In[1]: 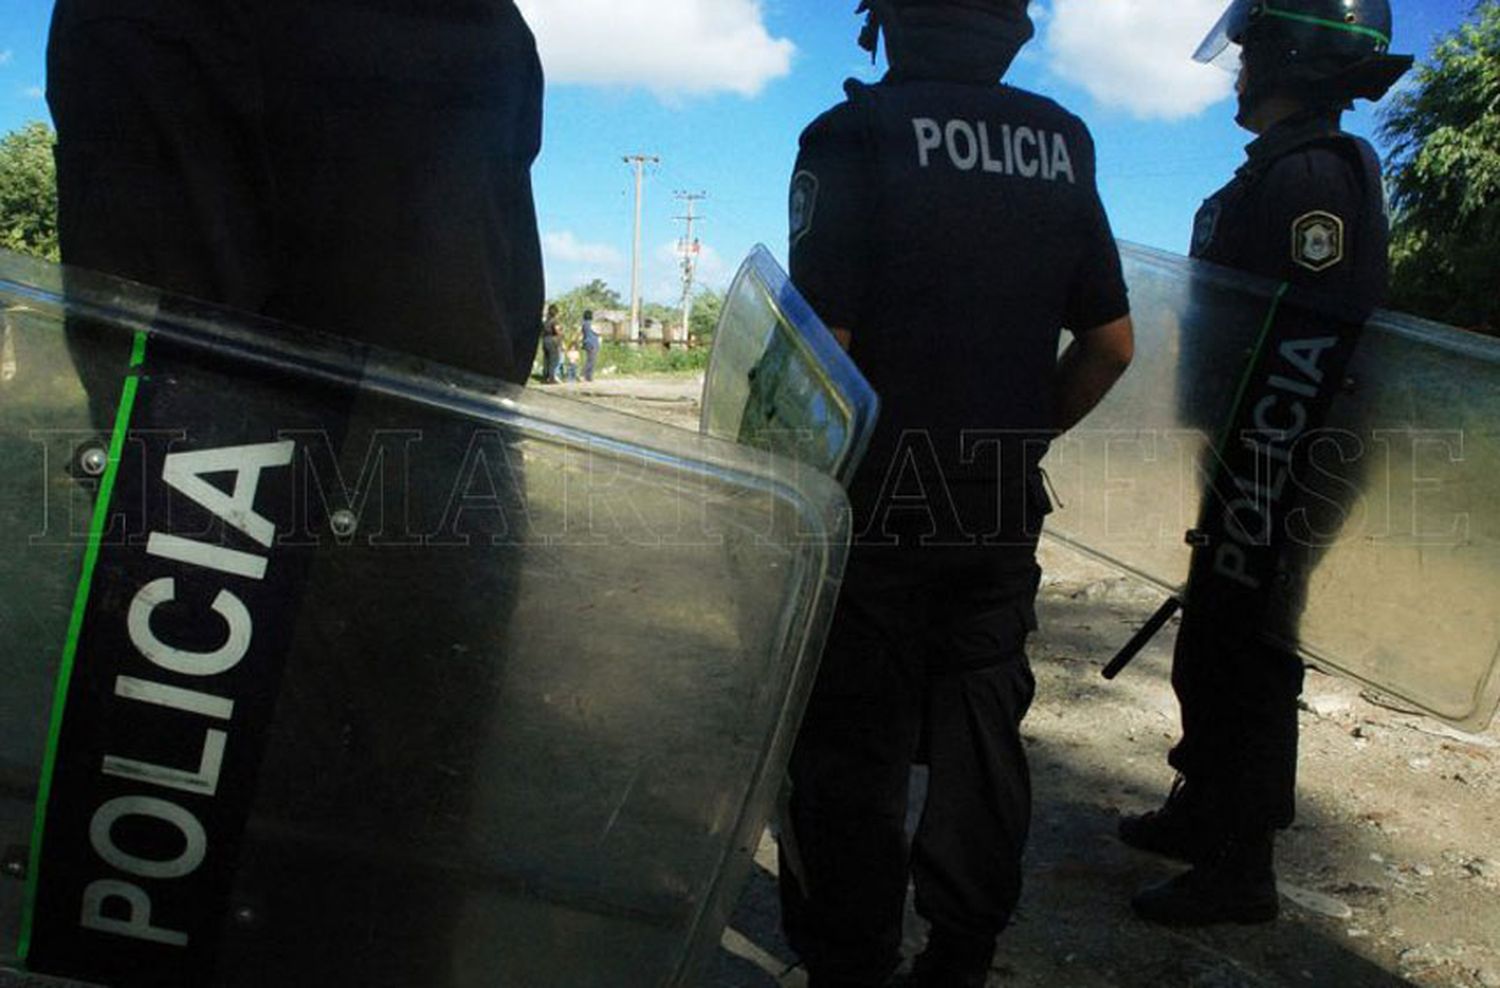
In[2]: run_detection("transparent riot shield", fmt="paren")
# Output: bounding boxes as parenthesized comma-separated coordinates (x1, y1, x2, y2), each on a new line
(1046, 242, 1500, 732)
(701, 246, 878, 484)
(0, 249, 851, 987)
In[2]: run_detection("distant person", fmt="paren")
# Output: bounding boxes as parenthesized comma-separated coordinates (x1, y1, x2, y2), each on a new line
(580, 308, 601, 381)
(541, 303, 564, 382)
(1119, 0, 1412, 926)
(778, 1, 1133, 984)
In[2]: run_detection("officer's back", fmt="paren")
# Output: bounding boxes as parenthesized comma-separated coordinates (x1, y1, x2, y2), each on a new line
(793, 69, 1128, 563)
(778, 6, 1132, 984)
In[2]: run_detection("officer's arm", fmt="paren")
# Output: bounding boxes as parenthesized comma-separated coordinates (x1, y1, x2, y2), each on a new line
(1055, 315, 1134, 433)
(1057, 119, 1133, 433)
(789, 105, 872, 348)
(1258, 149, 1367, 303)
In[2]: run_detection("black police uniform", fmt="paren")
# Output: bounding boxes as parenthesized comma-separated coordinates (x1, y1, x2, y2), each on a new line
(781, 77, 1128, 984)
(45, 5, 543, 983)
(48, 0, 544, 384)
(1172, 110, 1388, 834)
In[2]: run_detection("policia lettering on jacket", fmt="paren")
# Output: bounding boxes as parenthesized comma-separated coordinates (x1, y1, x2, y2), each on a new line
(912, 118, 1077, 181)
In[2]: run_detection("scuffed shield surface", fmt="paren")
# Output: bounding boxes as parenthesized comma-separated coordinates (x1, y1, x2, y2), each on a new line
(0, 249, 850, 987)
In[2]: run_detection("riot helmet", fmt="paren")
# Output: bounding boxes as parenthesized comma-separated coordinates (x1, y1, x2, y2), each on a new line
(856, 0, 1035, 84)
(1194, 0, 1413, 110)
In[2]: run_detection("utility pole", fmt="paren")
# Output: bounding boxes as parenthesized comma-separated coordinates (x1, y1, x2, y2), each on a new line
(674, 191, 707, 346)
(623, 154, 659, 341)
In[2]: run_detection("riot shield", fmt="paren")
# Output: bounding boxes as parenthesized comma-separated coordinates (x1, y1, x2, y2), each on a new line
(701, 246, 878, 485)
(1046, 242, 1500, 732)
(0, 249, 851, 987)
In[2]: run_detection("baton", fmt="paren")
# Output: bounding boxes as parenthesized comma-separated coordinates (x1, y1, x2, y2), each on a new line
(1102, 596, 1182, 680)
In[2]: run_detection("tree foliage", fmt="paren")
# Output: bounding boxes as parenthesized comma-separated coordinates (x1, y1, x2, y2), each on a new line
(548, 278, 624, 338)
(640, 300, 677, 328)
(547, 278, 725, 344)
(646, 287, 724, 342)
(688, 286, 724, 343)
(1379, 1, 1500, 333)
(0, 122, 59, 263)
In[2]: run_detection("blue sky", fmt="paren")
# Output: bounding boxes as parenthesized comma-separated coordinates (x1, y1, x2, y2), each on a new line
(0, 1, 1475, 305)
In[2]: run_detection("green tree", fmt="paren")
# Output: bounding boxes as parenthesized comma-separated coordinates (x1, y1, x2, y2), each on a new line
(641, 300, 676, 329)
(1379, 1, 1500, 334)
(0, 122, 59, 262)
(549, 278, 624, 339)
(640, 288, 724, 344)
(688, 287, 723, 343)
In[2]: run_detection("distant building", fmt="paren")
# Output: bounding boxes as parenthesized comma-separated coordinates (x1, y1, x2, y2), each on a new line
(592, 309, 629, 342)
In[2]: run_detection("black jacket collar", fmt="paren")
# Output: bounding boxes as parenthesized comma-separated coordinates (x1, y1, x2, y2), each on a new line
(1239, 111, 1344, 176)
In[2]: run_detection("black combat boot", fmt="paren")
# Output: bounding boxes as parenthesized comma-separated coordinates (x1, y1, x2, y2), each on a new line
(1116, 776, 1219, 863)
(901, 958, 988, 988)
(1130, 830, 1279, 926)
(902, 928, 993, 988)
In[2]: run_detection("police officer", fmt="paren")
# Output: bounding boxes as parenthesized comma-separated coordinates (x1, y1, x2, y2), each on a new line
(781, 2, 1134, 984)
(44, 4, 544, 982)
(1119, 0, 1412, 926)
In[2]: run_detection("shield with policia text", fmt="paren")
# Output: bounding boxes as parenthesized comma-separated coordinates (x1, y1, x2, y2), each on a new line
(0, 248, 854, 986)
(1044, 242, 1500, 733)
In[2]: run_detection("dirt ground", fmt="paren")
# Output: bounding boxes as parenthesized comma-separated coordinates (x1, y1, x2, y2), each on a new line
(576, 376, 1500, 988)
(539, 372, 706, 432)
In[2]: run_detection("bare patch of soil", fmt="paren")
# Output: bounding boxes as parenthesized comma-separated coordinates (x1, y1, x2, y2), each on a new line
(583, 379, 1500, 988)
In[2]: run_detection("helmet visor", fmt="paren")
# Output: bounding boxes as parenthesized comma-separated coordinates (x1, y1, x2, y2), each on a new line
(1193, 0, 1254, 68)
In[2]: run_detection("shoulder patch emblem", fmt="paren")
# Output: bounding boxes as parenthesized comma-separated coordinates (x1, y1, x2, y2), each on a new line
(790, 170, 819, 248)
(1291, 211, 1345, 272)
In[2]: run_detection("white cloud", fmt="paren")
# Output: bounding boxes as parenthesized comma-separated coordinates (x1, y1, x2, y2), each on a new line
(0, 50, 14, 66)
(515, 0, 794, 100)
(543, 230, 625, 268)
(1041, 0, 1235, 120)
(21, 85, 42, 100)
(543, 231, 629, 297)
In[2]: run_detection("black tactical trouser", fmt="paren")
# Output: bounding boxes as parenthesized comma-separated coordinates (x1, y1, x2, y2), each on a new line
(1163, 283, 1367, 842)
(780, 561, 1039, 986)
(1167, 600, 1306, 836)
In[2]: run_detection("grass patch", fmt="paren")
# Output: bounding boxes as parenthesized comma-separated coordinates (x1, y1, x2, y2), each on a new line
(539, 342, 709, 379)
